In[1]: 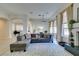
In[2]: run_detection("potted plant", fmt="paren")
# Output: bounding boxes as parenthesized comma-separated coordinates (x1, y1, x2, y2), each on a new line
(68, 19, 76, 31)
(68, 19, 76, 47)
(13, 30, 20, 35)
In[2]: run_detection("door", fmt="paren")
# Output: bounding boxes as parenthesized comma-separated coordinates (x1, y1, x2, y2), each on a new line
(0, 18, 9, 54)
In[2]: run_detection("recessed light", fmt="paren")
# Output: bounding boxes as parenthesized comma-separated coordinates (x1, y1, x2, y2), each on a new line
(46, 12, 48, 14)
(38, 14, 41, 16)
(29, 11, 33, 14)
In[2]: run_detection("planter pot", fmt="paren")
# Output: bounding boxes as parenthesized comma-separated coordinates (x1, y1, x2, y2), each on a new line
(58, 42, 66, 47)
(70, 39, 74, 47)
(71, 42, 74, 47)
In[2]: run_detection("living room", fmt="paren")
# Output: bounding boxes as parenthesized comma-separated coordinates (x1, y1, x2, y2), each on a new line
(0, 3, 78, 56)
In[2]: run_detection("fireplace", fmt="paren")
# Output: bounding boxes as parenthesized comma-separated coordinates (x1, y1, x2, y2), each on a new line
(77, 31, 79, 47)
(72, 23, 79, 47)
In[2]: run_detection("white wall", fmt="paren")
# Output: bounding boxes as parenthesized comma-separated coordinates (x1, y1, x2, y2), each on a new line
(73, 3, 79, 21)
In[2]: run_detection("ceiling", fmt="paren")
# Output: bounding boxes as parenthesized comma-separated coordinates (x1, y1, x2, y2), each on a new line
(0, 3, 69, 20)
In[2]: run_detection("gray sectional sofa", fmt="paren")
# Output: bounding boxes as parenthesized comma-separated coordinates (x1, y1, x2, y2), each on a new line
(30, 34, 52, 43)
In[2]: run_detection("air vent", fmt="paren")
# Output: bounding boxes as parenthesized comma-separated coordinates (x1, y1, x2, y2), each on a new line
(41, 21, 47, 22)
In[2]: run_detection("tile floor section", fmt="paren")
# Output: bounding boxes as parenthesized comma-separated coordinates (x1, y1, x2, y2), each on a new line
(0, 42, 73, 56)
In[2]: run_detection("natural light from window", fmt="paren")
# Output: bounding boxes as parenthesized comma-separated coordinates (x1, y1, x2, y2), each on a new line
(62, 11, 69, 37)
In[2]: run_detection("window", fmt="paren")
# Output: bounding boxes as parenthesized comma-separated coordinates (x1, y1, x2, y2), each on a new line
(62, 11, 69, 37)
(12, 23, 15, 32)
(50, 21, 57, 34)
(53, 20, 57, 34)
(15, 24, 23, 31)
(50, 21, 53, 34)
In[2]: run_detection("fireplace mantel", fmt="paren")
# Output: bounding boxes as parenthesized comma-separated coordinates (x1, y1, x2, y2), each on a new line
(73, 23, 79, 29)
(72, 23, 79, 46)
